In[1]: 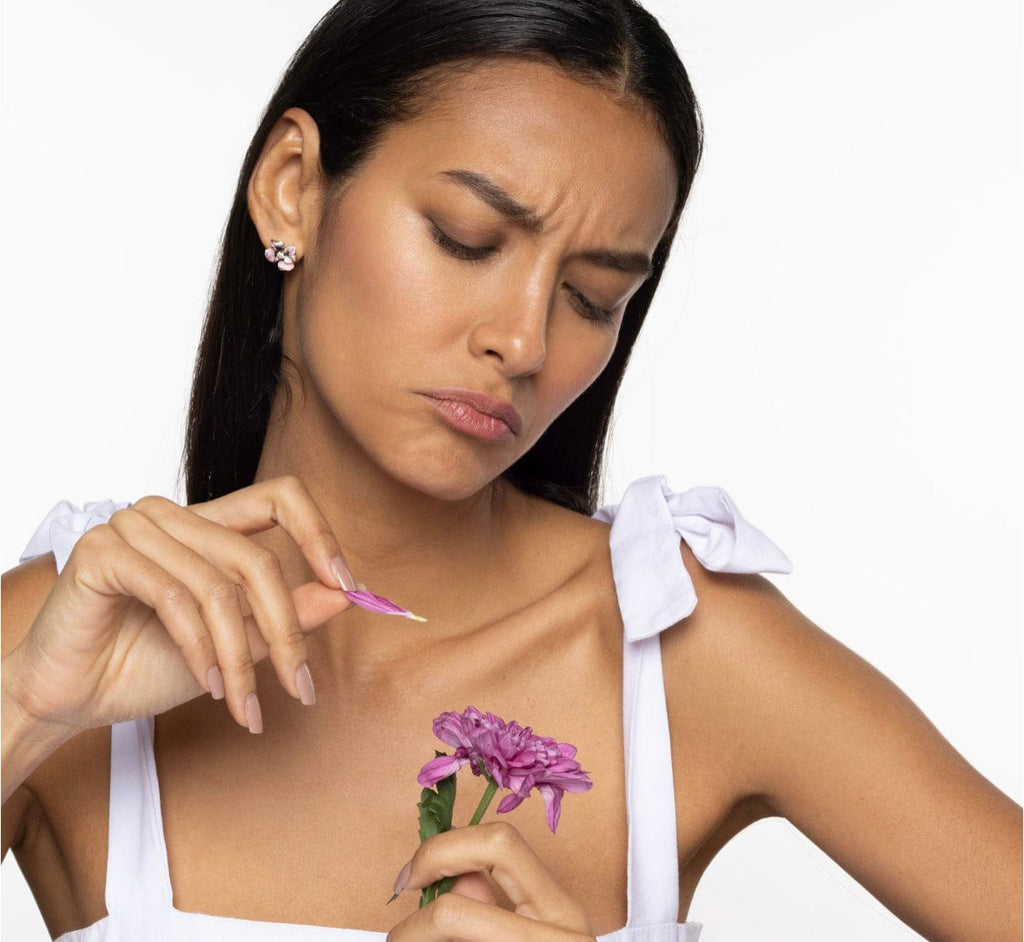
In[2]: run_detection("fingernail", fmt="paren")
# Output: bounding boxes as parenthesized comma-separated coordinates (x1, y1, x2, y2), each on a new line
(331, 555, 357, 592)
(295, 662, 316, 706)
(392, 860, 412, 898)
(245, 693, 263, 734)
(207, 665, 225, 700)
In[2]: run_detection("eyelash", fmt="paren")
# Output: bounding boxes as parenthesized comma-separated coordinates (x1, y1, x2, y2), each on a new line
(429, 221, 616, 325)
(567, 287, 615, 324)
(429, 221, 495, 262)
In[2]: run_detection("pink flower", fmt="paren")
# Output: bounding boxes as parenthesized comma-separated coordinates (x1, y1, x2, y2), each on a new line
(417, 706, 592, 832)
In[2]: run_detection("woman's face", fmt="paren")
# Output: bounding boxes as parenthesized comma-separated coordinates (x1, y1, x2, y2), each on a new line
(289, 59, 677, 500)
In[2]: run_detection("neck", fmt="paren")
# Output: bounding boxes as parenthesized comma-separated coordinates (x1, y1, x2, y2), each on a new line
(251, 385, 534, 638)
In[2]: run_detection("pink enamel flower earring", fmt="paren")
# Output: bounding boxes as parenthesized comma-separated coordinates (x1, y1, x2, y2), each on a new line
(264, 239, 298, 272)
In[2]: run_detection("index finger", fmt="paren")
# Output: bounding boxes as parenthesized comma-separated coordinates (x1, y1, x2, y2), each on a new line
(189, 475, 356, 591)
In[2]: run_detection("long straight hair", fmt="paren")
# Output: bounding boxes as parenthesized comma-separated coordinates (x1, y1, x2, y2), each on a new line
(184, 0, 702, 514)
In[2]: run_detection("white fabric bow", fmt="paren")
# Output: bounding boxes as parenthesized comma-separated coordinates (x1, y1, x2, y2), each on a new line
(594, 476, 792, 642)
(20, 499, 132, 573)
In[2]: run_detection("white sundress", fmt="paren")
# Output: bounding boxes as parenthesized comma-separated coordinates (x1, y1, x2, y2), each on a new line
(18, 475, 792, 942)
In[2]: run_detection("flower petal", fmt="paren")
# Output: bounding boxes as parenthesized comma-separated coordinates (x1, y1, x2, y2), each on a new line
(424, 706, 589, 830)
(496, 792, 525, 814)
(417, 754, 465, 787)
(343, 589, 427, 621)
(538, 784, 563, 833)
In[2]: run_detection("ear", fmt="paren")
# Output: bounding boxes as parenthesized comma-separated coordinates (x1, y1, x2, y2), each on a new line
(247, 107, 324, 260)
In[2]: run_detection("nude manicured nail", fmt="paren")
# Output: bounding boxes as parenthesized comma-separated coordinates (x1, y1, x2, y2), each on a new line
(331, 555, 357, 592)
(207, 665, 225, 700)
(392, 860, 412, 897)
(245, 693, 264, 734)
(296, 662, 316, 706)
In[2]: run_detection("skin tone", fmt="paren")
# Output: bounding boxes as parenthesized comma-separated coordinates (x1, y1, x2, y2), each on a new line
(1, 59, 1021, 942)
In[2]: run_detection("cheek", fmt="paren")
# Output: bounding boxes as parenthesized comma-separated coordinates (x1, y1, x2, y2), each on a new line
(537, 324, 619, 419)
(305, 201, 456, 359)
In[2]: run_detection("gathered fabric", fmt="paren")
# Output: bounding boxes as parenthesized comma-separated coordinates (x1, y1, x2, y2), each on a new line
(20, 475, 791, 942)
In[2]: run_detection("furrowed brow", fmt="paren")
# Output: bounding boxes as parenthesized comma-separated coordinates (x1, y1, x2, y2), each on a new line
(441, 169, 543, 232)
(578, 249, 654, 278)
(440, 168, 654, 277)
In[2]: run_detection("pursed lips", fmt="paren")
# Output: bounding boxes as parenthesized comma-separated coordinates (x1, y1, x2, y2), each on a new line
(418, 387, 523, 437)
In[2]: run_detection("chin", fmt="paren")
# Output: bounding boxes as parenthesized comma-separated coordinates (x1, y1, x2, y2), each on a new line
(382, 444, 512, 503)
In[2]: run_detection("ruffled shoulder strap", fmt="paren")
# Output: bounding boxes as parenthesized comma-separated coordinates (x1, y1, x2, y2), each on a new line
(593, 476, 792, 642)
(20, 499, 131, 574)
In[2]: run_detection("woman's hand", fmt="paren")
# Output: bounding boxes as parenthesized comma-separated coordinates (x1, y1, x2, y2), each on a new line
(387, 822, 597, 942)
(4, 475, 354, 738)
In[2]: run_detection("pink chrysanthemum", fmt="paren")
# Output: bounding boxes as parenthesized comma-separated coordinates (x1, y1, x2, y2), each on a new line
(417, 706, 592, 832)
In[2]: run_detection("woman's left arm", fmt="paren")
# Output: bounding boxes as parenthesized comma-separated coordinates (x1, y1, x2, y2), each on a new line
(662, 554, 1022, 942)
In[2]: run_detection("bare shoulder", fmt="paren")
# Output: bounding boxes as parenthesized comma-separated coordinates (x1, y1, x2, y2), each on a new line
(510, 488, 614, 570)
(659, 543, 977, 801)
(661, 544, 1022, 940)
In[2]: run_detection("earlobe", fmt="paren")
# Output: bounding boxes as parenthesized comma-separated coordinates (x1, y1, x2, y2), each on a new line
(247, 107, 323, 262)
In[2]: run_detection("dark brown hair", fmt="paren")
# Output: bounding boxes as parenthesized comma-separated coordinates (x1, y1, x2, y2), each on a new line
(184, 0, 702, 514)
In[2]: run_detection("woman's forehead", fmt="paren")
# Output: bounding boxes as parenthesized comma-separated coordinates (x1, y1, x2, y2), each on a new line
(361, 58, 678, 247)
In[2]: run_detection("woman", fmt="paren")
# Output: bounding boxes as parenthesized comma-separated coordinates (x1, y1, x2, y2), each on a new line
(2, 1, 1020, 941)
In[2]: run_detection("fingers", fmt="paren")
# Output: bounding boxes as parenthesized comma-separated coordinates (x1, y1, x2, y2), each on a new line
(105, 505, 271, 729)
(68, 523, 223, 707)
(386, 890, 592, 942)
(448, 872, 496, 904)
(238, 582, 354, 662)
(105, 494, 352, 731)
(125, 498, 311, 703)
(67, 475, 355, 734)
(394, 823, 592, 936)
(187, 475, 357, 592)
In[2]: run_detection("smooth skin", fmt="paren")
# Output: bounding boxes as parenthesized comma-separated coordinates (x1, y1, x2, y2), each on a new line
(2, 60, 1021, 942)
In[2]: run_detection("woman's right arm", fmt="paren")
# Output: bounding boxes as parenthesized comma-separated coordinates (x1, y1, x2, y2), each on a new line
(2, 476, 358, 849)
(2, 554, 70, 854)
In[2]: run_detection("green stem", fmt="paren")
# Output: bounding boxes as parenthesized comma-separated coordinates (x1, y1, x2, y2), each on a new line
(468, 778, 499, 827)
(417, 771, 501, 908)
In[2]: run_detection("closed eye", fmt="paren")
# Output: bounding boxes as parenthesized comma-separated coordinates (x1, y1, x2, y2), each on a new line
(429, 220, 496, 263)
(566, 285, 616, 324)
(430, 218, 617, 324)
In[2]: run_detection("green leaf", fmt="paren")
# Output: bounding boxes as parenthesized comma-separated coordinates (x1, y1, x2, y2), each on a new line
(416, 753, 459, 908)
(417, 789, 447, 841)
(417, 753, 457, 841)
(434, 767, 456, 829)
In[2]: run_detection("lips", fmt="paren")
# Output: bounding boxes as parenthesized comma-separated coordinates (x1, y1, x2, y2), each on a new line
(419, 387, 523, 438)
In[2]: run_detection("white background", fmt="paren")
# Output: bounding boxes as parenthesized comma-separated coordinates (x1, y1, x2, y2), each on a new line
(2, 1, 1020, 939)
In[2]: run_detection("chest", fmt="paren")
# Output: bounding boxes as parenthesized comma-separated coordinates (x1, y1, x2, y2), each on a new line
(153, 613, 631, 934)
(24, 568, 739, 938)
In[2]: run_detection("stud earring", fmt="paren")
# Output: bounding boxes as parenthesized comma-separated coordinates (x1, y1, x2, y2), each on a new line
(264, 240, 298, 272)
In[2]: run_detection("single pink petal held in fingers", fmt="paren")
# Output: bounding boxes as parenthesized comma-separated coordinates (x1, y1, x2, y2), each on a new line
(342, 589, 427, 622)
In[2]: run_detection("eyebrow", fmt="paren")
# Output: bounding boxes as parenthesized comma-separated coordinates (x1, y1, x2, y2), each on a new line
(442, 169, 543, 231)
(440, 168, 654, 278)
(578, 248, 653, 278)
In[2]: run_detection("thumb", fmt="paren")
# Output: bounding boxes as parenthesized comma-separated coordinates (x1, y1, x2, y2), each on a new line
(292, 581, 353, 631)
(449, 871, 497, 905)
(240, 582, 351, 663)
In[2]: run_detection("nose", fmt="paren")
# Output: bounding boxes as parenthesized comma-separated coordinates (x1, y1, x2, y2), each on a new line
(467, 278, 549, 378)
